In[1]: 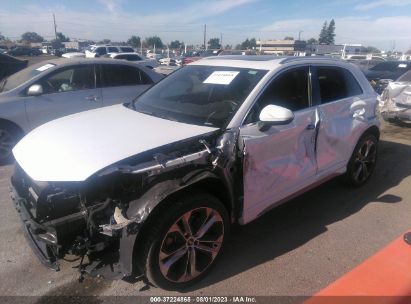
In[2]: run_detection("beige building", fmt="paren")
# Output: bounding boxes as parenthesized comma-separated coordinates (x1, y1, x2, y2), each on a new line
(256, 39, 306, 55)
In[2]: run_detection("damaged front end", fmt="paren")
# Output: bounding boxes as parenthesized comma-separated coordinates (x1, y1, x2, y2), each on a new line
(379, 81, 411, 123)
(10, 130, 239, 280)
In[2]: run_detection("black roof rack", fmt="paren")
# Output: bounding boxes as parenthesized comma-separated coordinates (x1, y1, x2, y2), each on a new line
(280, 56, 344, 64)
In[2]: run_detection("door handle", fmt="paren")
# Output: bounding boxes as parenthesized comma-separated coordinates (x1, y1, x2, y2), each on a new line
(306, 124, 315, 130)
(85, 95, 98, 101)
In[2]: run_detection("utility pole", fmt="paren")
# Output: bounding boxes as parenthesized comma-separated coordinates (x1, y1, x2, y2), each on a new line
(220, 32, 223, 49)
(298, 30, 303, 41)
(203, 24, 207, 50)
(53, 14, 57, 40)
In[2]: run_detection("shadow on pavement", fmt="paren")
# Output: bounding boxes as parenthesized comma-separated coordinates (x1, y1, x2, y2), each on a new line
(187, 139, 411, 291)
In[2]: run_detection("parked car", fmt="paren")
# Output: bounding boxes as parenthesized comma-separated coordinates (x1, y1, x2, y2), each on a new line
(379, 69, 411, 124)
(7, 47, 42, 56)
(10, 56, 379, 290)
(364, 61, 411, 94)
(0, 58, 163, 162)
(0, 53, 28, 81)
(107, 52, 158, 69)
(85, 45, 134, 58)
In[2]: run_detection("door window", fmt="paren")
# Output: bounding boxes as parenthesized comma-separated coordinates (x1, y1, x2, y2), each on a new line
(107, 47, 119, 53)
(244, 67, 310, 124)
(101, 64, 153, 87)
(316, 67, 363, 104)
(38, 65, 95, 94)
(95, 47, 107, 56)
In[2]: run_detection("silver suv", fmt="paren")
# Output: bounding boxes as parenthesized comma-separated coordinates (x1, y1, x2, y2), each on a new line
(11, 56, 379, 290)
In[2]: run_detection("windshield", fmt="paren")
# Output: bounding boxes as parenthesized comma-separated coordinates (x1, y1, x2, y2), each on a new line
(0, 62, 56, 93)
(397, 70, 411, 82)
(133, 65, 268, 128)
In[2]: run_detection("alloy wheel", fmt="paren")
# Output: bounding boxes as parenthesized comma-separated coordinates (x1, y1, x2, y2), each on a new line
(158, 207, 224, 283)
(353, 139, 377, 184)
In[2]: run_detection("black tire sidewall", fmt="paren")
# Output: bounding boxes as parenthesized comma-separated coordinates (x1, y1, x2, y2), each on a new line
(0, 123, 21, 164)
(144, 192, 230, 290)
(345, 133, 378, 187)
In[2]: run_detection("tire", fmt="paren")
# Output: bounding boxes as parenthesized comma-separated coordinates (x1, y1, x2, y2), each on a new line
(139, 192, 229, 290)
(343, 133, 378, 187)
(0, 122, 22, 165)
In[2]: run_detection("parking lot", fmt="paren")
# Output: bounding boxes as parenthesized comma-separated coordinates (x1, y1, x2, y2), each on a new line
(0, 119, 410, 299)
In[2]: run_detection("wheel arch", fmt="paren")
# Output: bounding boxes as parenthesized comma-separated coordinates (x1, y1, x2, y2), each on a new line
(0, 118, 24, 136)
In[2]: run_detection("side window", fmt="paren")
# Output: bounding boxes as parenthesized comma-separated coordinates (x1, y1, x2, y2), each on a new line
(244, 67, 309, 124)
(317, 67, 362, 104)
(102, 65, 153, 87)
(39, 65, 95, 94)
(95, 47, 107, 56)
(108, 47, 119, 53)
(120, 47, 134, 52)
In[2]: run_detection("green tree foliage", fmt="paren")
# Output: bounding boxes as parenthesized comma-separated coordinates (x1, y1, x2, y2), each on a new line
(51, 39, 63, 49)
(327, 19, 336, 45)
(318, 21, 328, 44)
(127, 35, 141, 48)
(56, 32, 70, 42)
(208, 38, 221, 49)
(307, 38, 318, 44)
(145, 36, 163, 48)
(169, 40, 183, 49)
(21, 32, 44, 43)
(240, 38, 257, 50)
(284, 36, 294, 40)
(318, 19, 336, 45)
(365, 46, 381, 53)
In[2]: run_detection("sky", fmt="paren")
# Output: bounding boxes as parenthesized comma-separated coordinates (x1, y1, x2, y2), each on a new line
(0, 0, 410, 51)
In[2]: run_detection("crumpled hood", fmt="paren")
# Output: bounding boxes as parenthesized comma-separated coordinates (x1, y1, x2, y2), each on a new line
(13, 104, 218, 182)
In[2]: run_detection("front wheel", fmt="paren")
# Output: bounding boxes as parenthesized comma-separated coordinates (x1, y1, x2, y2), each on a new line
(140, 192, 229, 290)
(343, 133, 378, 187)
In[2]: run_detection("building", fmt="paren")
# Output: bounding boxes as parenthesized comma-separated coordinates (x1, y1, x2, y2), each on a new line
(306, 44, 367, 56)
(256, 39, 306, 55)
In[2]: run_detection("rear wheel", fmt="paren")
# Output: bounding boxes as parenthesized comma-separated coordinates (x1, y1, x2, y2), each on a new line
(139, 192, 229, 290)
(343, 133, 378, 187)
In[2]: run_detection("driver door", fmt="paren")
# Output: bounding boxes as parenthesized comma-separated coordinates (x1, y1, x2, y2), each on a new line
(25, 64, 102, 129)
(240, 67, 318, 224)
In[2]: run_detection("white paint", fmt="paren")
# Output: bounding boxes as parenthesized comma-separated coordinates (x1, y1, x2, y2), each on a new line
(203, 71, 239, 85)
(13, 104, 217, 182)
(35, 64, 55, 72)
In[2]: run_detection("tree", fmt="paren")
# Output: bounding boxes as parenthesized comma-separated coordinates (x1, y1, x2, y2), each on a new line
(365, 46, 381, 53)
(169, 40, 183, 49)
(21, 32, 44, 43)
(284, 36, 294, 40)
(50, 39, 63, 49)
(127, 35, 141, 48)
(145, 36, 163, 48)
(327, 19, 336, 45)
(224, 44, 232, 49)
(208, 38, 221, 49)
(318, 21, 328, 44)
(307, 38, 318, 44)
(240, 38, 257, 50)
(56, 32, 69, 42)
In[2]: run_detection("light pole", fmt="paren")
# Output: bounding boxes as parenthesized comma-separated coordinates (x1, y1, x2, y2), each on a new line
(298, 30, 304, 41)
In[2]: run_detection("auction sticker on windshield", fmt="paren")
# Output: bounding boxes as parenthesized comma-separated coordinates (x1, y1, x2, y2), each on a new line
(35, 63, 56, 72)
(204, 71, 239, 85)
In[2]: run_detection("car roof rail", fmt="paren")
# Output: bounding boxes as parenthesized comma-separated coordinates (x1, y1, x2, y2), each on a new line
(280, 56, 345, 64)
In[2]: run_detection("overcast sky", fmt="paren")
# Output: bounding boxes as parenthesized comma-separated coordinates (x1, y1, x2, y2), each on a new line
(1, 0, 410, 51)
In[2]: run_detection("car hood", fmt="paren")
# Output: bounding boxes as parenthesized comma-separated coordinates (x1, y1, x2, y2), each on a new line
(13, 104, 218, 182)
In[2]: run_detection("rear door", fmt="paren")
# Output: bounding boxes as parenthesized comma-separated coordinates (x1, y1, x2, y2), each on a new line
(99, 63, 154, 106)
(312, 65, 370, 173)
(240, 66, 318, 224)
(25, 64, 102, 129)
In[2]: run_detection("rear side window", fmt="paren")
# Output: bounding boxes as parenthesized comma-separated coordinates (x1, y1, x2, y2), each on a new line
(108, 47, 119, 53)
(101, 64, 153, 87)
(316, 67, 362, 104)
(120, 47, 134, 52)
(95, 47, 107, 56)
(397, 70, 411, 82)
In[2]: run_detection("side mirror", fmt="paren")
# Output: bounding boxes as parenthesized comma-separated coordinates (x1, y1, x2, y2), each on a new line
(27, 84, 43, 96)
(258, 105, 294, 131)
